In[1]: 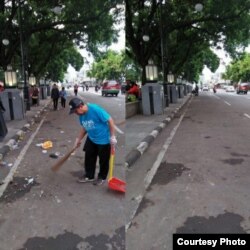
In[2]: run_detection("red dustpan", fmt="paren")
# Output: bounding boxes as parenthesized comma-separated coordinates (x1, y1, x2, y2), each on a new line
(108, 146, 126, 193)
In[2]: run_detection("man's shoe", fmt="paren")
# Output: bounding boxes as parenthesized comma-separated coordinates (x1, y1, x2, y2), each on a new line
(93, 178, 105, 186)
(77, 176, 94, 183)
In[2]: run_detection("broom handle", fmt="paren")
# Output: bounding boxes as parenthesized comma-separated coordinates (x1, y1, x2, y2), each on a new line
(108, 145, 115, 181)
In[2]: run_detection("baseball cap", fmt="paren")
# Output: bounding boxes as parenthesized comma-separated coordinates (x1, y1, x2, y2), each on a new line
(69, 98, 84, 114)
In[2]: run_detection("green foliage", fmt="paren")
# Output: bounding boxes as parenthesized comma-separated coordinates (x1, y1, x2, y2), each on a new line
(46, 46, 83, 82)
(0, 0, 123, 81)
(223, 53, 250, 82)
(126, 0, 250, 83)
(87, 50, 125, 82)
(180, 47, 220, 82)
(122, 51, 141, 81)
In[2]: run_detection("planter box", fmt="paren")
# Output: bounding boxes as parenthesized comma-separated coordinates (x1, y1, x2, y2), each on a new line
(126, 101, 141, 118)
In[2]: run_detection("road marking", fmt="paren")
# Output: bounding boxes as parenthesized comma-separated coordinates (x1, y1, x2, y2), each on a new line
(144, 113, 185, 187)
(224, 101, 231, 106)
(126, 100, 191, 231)
(0, 117, 46, 198)
(244, 113, 250, 119)
(114, 125, 124, 134)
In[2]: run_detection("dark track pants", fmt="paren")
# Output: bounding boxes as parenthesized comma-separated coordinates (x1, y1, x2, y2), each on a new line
(61, 97, 66, 108)
(53, 98, 58, 110)
(84, 137, 111, 180)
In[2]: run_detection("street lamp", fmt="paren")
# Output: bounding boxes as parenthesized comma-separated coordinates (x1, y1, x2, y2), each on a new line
(195, 3, 203, 12)
(167, 72, 174, 83)
(158, 0, 165, 82)
(4, 65, 17, 88)
(2, 39, 9, 46)
(142, 35, 150, 42)
(51, 6, 63, 15)
(28, 74, 36, 86)
(145, 59, 158, 81)
(177, 76, 182, 84)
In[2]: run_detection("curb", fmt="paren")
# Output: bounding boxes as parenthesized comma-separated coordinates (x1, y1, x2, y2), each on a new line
(125, 94, 192, 168)
(0, 100, 52, 161)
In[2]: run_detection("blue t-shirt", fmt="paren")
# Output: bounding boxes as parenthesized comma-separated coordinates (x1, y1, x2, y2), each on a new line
(79, 104, 111, 144)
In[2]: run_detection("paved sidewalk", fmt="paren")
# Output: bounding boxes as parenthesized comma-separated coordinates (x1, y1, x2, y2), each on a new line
(125, 94, 192, 168)
(0, 90, 192, 168)
(0, 98, 52, 161)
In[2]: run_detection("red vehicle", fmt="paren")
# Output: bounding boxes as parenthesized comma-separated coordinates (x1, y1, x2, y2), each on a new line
(236, 82, 249, 94)
(101, 80, 120, 97)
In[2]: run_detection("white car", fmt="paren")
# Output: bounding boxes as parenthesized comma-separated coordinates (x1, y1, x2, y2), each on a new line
(226, 86, 235, 92)
(202, 86, 209, 91)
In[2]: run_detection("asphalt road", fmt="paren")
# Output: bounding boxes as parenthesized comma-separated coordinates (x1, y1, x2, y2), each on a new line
(127, 89, 250, 250)
(0, 88, 125, 250)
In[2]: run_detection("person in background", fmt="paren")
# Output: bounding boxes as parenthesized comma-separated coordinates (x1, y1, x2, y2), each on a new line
(31, 85, 39, 106)
(127, 81, 139, 98)
(213, 85, 217, 93)
(51, 83, 60, 110)
(126, 81, 140, 102)
(59, 86, 67, 108)
(125, 80, 132, 92)
(74, 84, 78, 96)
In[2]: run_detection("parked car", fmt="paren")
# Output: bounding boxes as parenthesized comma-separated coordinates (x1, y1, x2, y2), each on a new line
(101, 80, 120, 97)
(236, 83, 249, 94)
(226, 85, 235, 92)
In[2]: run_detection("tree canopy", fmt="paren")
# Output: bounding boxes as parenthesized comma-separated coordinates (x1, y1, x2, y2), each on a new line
(87, 50, 125, 82)
(126, 0, 250, 84)
(223, 53, 250, 83)
(0, 0, 123, 82)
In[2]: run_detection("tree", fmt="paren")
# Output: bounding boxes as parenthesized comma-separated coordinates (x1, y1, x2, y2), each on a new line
(223, 53, 250, 82)
(87, 50, 125, 82)
(0, 0, 123, 80)
(126, 0, 250, 84)
(27, 31, 83, 81)
(122, 51, 141, 82)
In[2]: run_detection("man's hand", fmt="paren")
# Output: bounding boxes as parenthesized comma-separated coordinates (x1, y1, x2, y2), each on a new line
(110, 135, 117, 145)
(74, 138, 81, 148)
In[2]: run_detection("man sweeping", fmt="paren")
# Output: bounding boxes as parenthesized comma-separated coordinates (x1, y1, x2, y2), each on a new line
(69, 97, 117, 185)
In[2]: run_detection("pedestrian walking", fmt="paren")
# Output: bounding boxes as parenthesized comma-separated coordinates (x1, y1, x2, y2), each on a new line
(69, 97, 117, 185)
(74, 84, 78, 96)
(51, 83, 60, 110)
(59, 87, 67, 108)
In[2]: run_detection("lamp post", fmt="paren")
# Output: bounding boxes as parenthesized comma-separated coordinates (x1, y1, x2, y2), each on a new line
(195, 3, 203, 12)
(167, 72, 174, 84)
(2, 39, 9, 46)
(142, 35, 149, 42)
(28, 74, 36, 86)
(159, 0, 166, 84)
(142, 35, 150, 84)
(177, 76, 182, 84)
(18, 0, 30, 111)
(4, 65, 17, 88)
(145, 59, 158, 81)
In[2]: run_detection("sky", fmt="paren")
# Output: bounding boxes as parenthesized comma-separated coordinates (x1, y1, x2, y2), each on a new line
(202, 44, 250, 85)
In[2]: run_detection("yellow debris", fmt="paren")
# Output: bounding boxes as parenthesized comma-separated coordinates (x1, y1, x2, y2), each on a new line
(42, 141, 53, 149)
